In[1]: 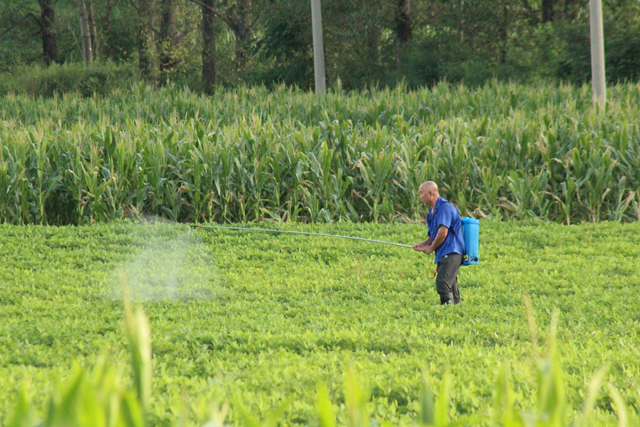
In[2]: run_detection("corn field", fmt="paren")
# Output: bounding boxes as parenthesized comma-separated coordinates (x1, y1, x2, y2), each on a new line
(1, 81, 639, 225)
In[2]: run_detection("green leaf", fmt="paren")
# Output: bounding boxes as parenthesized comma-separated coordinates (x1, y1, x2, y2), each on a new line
(317, 382, 336, 427)
(7, 383, 35, 427)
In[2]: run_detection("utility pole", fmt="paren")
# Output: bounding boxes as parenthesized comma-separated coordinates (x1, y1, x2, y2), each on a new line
(589, 0, 606, 107)
(310, 0, 326, 94)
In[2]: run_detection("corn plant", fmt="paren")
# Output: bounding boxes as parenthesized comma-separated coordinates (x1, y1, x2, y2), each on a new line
(0, 81, 639, 225)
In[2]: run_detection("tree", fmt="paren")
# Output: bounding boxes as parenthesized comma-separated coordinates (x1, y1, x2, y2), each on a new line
(86, 0, 99, 60)
(542, 0, 555, 22)
(38, 0, 59, 64)
(187, 0, 255, 80)
(395, 0, 411, 72)
(202, 0, 216, 93)
(159, 0, 179, 76)
(219, 0, 254, 76)
(132, 0, 160, 84)
(499, 1, 509, 63)
(78, 0, 93, 64)
(564, 0, 578, 20)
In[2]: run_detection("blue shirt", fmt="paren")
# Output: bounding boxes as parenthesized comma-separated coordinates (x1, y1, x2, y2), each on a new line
(427, 197, 465, 264)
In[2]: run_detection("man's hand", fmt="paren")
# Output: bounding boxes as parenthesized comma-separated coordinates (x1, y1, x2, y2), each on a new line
(414, 237, 432, 252)
(413, 243, 434, 254)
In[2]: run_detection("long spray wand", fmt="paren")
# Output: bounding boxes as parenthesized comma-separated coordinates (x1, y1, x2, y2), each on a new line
(190, 225, 413, 248)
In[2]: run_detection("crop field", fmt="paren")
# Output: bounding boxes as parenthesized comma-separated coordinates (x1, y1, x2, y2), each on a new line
(1, 82, 640, 225)
(1, 82, 639, 426)
(1, 220, 640, 426)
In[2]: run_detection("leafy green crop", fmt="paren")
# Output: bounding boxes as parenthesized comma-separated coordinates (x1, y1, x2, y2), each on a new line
(1, 220, 639, 426)
(1, 81, 639, 225)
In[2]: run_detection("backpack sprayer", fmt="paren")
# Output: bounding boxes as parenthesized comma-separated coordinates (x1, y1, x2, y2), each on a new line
(460, 217, 479, 266)
(191, 220, 480, 265)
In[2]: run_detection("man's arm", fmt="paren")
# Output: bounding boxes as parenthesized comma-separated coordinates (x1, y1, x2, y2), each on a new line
(422, 225, 448, 254)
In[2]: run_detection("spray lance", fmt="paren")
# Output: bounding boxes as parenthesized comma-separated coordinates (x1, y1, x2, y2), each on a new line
(191, 219, 479, 266)
(190, 224, 438, 276)
(191, 225, 425, 280)
(190, 224, 412, 248)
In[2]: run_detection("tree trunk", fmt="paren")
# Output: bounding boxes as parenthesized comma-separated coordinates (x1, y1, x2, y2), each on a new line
(459, 0, 464, 43)
(395, 0, 411, 73)
(104, 0, 113, 57)
(78, 0, 93, 65)
(233, 0, 253, 78)
(86, 0, 99, 61)
(499, 3, 508, 64)
(366, 23, 382, 66)
(542, 0, 555, 22)
(37, 0, 59, 65)
(160, 0, 178, 77)
(202, 0, 216, 94)
(137, 0, 159, 85)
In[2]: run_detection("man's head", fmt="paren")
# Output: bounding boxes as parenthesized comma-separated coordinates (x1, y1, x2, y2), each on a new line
(419, 181, 439, 208)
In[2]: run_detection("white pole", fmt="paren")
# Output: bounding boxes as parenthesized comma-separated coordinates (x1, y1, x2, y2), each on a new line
(310, 0, 326, 94)
(589, 0, 606, 107)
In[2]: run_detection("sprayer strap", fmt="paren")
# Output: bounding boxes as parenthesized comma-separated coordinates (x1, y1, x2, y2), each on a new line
(442, 201, 466, 256)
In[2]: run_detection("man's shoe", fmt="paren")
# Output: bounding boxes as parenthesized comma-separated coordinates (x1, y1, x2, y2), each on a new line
(439, 293, 454, 305)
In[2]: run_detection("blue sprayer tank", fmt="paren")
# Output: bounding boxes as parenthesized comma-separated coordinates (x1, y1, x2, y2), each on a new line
(460, 217, 479, 266)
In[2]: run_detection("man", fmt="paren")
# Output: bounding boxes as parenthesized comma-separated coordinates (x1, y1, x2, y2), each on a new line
(413, 181, 465, 305)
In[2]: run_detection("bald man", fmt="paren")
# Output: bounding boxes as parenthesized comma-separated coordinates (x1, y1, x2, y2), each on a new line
(413, 182, 465, 305)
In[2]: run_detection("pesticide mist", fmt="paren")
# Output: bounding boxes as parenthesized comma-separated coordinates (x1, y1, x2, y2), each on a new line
(110, 219, 221, 302)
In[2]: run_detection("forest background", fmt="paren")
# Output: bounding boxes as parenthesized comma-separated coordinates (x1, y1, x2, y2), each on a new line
(1, 0, 640, 95)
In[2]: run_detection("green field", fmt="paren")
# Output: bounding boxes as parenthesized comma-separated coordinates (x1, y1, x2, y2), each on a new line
(2, 81, 640, 426)
(1, 220, 639, 426)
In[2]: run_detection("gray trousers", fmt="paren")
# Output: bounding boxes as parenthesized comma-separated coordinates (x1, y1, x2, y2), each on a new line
(435, 253, 462, 305)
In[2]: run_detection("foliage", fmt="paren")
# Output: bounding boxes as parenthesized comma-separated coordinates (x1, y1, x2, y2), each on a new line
(1, 220, 639, 426)
(7, 303, 152, 427)
(545, 19, 640, 85)
(0, 82, 639, 225)
(1, 0, 640, 90)
(0, 62, 140, 98)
